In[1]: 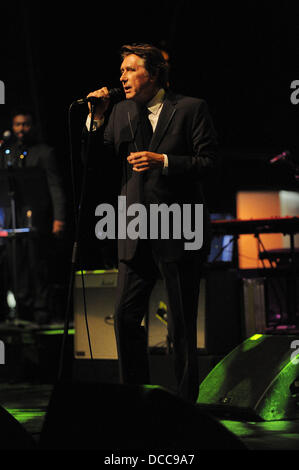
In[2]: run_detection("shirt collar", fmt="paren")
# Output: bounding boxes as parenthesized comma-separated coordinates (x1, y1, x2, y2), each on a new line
(147, 89, 165, 115)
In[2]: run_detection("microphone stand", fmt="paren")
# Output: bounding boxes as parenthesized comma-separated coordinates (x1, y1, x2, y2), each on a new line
(57, 103, 96, 381)
(7, 168, 19, 323)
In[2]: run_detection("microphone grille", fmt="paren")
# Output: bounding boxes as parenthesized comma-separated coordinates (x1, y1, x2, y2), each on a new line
(3, 130, 11, 140)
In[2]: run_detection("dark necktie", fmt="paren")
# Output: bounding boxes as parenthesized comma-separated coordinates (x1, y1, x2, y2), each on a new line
(140, 106, 153, 150)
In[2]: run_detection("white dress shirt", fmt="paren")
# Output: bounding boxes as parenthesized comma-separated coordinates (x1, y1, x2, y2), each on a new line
(146, 88, 165, 131)
(145, 88, 168, 172)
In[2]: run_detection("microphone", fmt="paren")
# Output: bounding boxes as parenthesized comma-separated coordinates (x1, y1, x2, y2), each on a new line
(0, 130, 12, 148)
(74, 88, 124, 105)
(269, 150, 291, 165)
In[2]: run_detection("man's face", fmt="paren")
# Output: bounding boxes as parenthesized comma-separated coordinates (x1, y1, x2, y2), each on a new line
(120, 54, 158, 103)
(12, 114, 32, 141)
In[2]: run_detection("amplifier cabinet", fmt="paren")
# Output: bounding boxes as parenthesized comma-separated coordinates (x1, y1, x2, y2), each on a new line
(74, 270, 186, 359)
(74, 269, 241, 359)
(74, 270, 118, 359)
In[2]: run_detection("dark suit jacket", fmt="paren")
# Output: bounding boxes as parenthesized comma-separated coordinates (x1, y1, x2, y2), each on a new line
(0, 141, 66, 233)
(94, 91, 218, 262)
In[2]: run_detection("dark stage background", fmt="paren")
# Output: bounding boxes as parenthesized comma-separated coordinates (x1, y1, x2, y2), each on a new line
(1, 0, 298, 268)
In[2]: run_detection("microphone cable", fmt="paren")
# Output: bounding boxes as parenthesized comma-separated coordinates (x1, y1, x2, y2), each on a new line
(70, 102, 94, 363)
(57, 102, 96, 382)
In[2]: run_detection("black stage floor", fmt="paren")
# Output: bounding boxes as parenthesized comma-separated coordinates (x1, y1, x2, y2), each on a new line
(1, 381, 299, 451)
(0, 321, 299, 452)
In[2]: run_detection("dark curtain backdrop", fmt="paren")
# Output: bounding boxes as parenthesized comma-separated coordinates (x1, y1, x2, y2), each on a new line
(1, 0, 298, 267)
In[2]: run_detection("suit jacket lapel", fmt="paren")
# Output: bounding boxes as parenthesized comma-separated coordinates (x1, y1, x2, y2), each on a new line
(149, 95, 176, 152)
(126, 102, 141, 152)
(126, 93, 177, 152)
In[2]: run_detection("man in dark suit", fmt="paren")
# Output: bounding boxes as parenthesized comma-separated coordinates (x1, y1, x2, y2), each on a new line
(86, 43, 217, 402)
(0, 108, 66, 324)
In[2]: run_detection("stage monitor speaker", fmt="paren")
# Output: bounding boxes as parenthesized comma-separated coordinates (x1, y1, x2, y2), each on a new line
(0, 406, 36, 450)
(197, 334, 299, 421)
(39, 381, 246, 450)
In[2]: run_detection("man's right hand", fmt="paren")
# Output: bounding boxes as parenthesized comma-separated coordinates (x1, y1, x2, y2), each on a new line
(86, 87, 110, 120)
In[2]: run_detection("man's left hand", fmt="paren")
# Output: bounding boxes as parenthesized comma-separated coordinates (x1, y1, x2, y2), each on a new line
(127, 152, 164, 172)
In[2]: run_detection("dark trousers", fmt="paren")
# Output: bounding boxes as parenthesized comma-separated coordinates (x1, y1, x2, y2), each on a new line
(114, 240, 202, 403)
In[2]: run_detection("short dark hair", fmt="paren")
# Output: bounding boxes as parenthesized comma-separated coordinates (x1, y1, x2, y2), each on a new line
(10, 106, 35, 123)
(120, 43, 169, 89)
